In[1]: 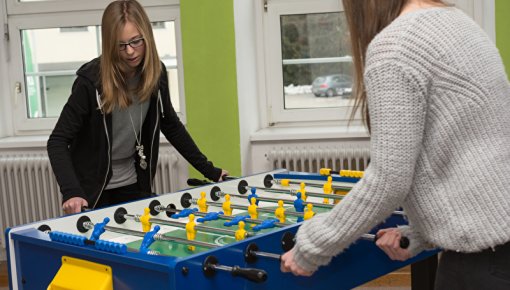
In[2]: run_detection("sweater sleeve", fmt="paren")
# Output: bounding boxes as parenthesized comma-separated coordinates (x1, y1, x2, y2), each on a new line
(292, 61, 428, 272)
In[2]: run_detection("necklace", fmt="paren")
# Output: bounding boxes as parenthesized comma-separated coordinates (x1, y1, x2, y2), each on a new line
(128, 102, 147, 170)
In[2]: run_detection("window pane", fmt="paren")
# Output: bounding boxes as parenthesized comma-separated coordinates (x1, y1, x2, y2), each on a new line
(153, 21, 181, 113)
(281, 12, 353, 110)
(22, 21, 180, 119)
(22, 26, 100, 118)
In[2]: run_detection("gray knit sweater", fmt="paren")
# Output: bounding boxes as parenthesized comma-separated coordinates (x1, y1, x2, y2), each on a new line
(293, 7, 510, 272)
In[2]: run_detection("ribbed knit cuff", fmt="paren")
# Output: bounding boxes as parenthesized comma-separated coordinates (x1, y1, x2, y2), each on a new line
(398, 225, 433, 257)
(292, 245, 321, 273)
(292, 237, 334, 273)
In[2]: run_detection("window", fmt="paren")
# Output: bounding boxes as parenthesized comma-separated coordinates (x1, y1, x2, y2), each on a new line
(260, 0, 494, 126)
(5, 0, 184, 133)
(263, 0, 353, 125)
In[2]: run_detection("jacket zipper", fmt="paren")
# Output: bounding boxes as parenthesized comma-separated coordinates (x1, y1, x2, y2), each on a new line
(150, 91, 163, 193)
(92, 92, 111, 209)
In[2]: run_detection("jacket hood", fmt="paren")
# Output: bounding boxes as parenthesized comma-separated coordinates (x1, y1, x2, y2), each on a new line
(76, 57, 101, 91)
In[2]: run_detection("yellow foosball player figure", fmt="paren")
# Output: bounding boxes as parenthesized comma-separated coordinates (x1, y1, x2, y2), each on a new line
(303, 204, 315, 221)
(186, 214, 197, 251)
(323, 176, 333, 204)
(197, 191, 208, 213)
(274, 200, 286, 223)
(235, 221, 247, 241)
(298, 182, 307, 201)
(248, 197, 258, 220)
(222, 194, 232, 216)
(140, 207, 152, 232)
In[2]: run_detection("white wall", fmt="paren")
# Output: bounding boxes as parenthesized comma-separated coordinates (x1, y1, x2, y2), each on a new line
(233, 0, 262, 175)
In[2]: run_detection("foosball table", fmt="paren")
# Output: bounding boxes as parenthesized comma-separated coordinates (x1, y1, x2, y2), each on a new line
(5, 170, 439, 290)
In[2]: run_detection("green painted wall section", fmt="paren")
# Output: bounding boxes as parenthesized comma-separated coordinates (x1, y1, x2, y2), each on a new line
(496, 0, 510, 78)
(180, 0, 241, 180)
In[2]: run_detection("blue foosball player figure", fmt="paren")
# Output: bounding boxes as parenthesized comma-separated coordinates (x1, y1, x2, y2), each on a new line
(294, 192, 305, 222)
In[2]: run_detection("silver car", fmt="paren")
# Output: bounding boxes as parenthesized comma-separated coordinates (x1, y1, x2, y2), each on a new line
(312, 74, 353, 97)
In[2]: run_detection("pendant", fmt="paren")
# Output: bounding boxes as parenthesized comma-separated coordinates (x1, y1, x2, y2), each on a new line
(136, 145, 147, 170)
(140, 157, 147, 170)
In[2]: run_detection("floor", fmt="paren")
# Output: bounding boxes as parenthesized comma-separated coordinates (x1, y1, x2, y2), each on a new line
(1, 259, 7, 290)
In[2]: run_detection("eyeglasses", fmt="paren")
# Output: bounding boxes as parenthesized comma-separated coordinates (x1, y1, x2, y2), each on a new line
(119, 37, 145, 51)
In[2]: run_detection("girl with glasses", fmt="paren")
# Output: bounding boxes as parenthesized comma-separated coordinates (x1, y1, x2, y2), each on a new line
(48, 0, 228, 214)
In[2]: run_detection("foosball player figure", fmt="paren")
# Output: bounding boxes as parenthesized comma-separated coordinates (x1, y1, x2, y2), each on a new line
(140, 207, 152, 233)
(248, 197, 258, 220)
(298, 182, 307, 201)
(90, 217, 110, 241)
(248, 187, 259, 205)
(197, 191, 208, 213)
(274, 200, 286, 223)
(294, 192, 305, 222)
(334, 189, 348, 205)
(248, 197, 258, 228)
(303, 203, 315, 221)
(323, 176, 333, 204)
(235, 221, 247, 241)
(186, 214, 197, 251)
(222, 194, 233, 216)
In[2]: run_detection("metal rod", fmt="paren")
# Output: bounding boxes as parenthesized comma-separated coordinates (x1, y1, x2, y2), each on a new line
(251, 251, 281, 260)
(245, 185, 346, 200)
(103, 225, 217, 248)
(272, 179, 353, 192)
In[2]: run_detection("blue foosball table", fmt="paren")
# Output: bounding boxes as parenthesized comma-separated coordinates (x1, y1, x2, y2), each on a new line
(6, 170, 439, 290)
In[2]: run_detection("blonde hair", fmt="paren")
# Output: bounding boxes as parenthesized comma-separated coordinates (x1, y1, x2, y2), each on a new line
(100, 0, 161, 113)
(343, 0, 446, 130)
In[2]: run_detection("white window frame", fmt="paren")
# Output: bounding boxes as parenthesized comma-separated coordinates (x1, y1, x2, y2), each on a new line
(5, 0, 186, 134)
(258, 0, 495, 127)
(262, 0, 350, 125)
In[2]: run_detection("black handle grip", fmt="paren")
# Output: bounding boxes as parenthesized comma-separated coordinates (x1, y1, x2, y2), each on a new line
(399, 237, 410, 249)
(373, 235, 410, 249)
(222, 175, 237, 181)
(187, 178, 211, 186)
(231, 266, 268, 283)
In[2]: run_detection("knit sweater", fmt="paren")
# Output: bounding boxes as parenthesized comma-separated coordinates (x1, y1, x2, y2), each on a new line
(293, 7, 510, 272)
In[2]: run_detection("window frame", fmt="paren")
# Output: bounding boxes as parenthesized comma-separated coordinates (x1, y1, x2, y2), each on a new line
(5, 0, 186, 134)
(262, 0, 352, 125)
(258, 0, 495, 127)
(5, 0, 179, 15)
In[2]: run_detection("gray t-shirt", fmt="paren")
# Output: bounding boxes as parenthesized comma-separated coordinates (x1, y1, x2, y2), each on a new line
(106, 75, 150, 190)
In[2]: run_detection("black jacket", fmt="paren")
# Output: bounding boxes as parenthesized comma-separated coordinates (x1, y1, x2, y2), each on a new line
(47, 57, 221, 208)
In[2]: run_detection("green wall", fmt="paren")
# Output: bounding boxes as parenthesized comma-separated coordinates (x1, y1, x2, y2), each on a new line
(496, 0, 510, 77)
(180, 0, 241, 179)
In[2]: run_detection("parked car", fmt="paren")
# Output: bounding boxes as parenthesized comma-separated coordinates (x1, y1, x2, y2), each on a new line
(311, 74, 353, 97)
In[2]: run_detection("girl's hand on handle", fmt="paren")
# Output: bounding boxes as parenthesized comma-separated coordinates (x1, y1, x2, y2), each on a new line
(376, 228, 411, 261)
(63, 197, 88, 215)
(218, 169, 229, 182)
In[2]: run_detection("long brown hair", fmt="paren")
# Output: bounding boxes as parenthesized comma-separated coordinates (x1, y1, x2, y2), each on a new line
(100, 0, 161, 113)
(343, 0, 445, 129)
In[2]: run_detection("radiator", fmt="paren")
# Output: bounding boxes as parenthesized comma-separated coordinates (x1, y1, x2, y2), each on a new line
(0, 153, 62, 249)
(267, 146, 370, 173)
(0, 150, 181, 249)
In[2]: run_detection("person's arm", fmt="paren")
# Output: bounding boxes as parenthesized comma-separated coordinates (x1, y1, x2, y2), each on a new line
(158, 68, 223, 181)
(287, 60, 428, 273)
(47, 77, 93, 207)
